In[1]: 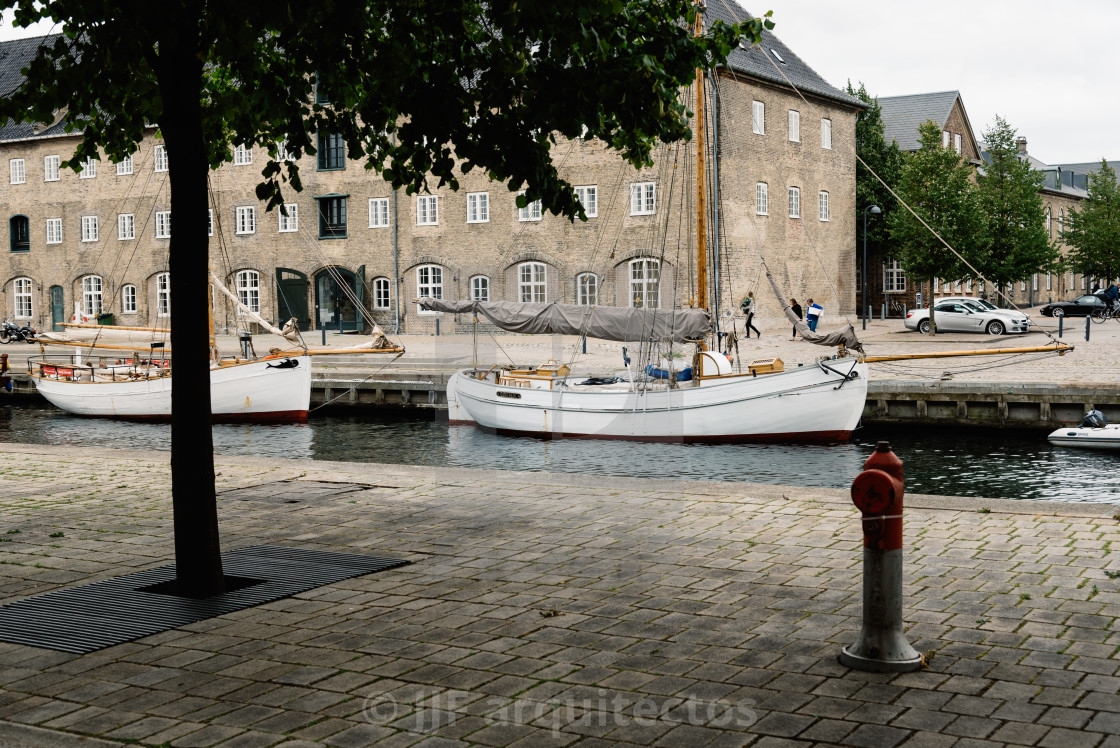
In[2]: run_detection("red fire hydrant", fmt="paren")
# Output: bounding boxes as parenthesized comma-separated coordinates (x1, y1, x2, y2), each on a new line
(839, 441, 922, 672)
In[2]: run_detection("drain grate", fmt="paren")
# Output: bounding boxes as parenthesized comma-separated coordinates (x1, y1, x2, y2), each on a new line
(0, 545, 408, 653)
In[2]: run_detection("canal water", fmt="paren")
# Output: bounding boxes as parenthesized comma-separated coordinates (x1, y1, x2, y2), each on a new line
(0, 404, 1116, 504)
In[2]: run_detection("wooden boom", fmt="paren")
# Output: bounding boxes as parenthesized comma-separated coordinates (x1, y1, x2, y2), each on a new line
(865, 343, 1074, 363)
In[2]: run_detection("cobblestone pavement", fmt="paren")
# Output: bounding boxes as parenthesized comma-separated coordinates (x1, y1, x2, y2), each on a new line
(1, 446, 1118, 747)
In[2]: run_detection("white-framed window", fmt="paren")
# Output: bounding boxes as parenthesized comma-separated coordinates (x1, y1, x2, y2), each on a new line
(278, 203, 298, 233)
(518, 192, 543, 222)
(788, 110, 800, 142)
(818, 191, 829, 221)
(1069, 270, 1075, 287)
(80, 157, 96, 179)
(629, 258, 660, 309)
(1058, 209, 1065, 236)
(156, 272, 171, 317)
(153, 144, 169, 172)
(518, 262, 547, 302)
(933, 278, 941, 293)
(118, 213, 135, 240)
(45, 218, 62, 245)
(788, 186, 800, 218)
(43, 155, 60, 182)
(236, 270, 260, 313)
(883, 260, 906, 293)
(417, 195, 438, 225)
(1081, 276, 1087, 290)
(630, 182, 656, 216)
(369, 198, 390, 228)
(81, 215, 99, 243)
(1046, 273, 1052, 291)
(756, 182, 768, 215)
(752, 101, 765, 135)
(13, 278, 32, 319)
(575, 185, 598, 217)
(233, 143, 252, 165)
(275, 140, 294, 162)
(154, 211, 171, 239)
(942, 131, 951, 148)
(821, 118, 832, 150)
(577, 273, 598, 306)
(1032, 273, 1039, 291)
(954, 279, 962, 293)
(416, 265, 443, 314)
(82, 275, 103, 315)
(467, 192, 489, 223)
(470, 275, 489, 302)
(9, 158, 25, 184)
(116, 155, 133, 175)
(1045, 207, 1051, 235)
(1020, 280, 1026, 291)
(235, 206, 256, 235)
(966, 279, 973, 292)
(373, 277, 391, 309)
(208, 209, 213, 237)
(121, 284, 137, 314)
(954, 133, 962, 154)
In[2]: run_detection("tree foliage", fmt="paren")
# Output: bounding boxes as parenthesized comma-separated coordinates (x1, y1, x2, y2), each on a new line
(888, 120, 984, 286)
(846, 82, 902, 250)
(1063, 160, 1120, 283)
(973, 116, 1060, 298)
(0, 1, 767, 595)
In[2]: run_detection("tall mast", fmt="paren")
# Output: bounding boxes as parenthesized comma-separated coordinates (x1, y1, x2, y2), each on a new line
(694, 4, 708, 313)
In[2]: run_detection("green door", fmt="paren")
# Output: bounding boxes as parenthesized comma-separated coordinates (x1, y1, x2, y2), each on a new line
(276, 268, 310, 331)
(50, 286, 65, 332)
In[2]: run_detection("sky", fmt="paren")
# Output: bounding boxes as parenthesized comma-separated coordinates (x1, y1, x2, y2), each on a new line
(751, 0, 1116, 165)
(1, 3, 1114, 165)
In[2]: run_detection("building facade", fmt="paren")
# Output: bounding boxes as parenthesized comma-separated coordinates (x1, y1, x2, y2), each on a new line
(0, 11, 862, 337)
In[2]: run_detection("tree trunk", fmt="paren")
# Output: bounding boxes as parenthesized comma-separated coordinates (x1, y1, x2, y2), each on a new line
(156, 25, 225, 598)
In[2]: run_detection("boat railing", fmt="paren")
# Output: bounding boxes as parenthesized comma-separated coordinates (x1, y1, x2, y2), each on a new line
(28, 353, 172, 382)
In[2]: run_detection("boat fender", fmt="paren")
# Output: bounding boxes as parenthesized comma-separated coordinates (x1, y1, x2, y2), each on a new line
(1082, 409, 1107, 428)
(266, 358, 300, 369)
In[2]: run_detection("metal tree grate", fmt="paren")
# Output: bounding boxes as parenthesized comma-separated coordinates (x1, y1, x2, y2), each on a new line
(0, 545, 408, 653)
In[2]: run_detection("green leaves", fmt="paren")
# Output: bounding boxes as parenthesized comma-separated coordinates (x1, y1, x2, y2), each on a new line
(1064, 160, 1120, 283)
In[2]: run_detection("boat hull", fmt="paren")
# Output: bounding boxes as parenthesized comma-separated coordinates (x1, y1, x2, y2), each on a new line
(32, 356, 312, 422)
(1047, 425, 1120, 450)
(446, 359, 868, 442)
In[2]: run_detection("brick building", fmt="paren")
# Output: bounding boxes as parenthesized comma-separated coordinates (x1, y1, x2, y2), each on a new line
(873, 90, 1089, 313)
(0, 8, 862, 337)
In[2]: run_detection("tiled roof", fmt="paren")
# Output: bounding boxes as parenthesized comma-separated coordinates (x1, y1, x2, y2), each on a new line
(0, 33, 69, 142)
(705, 1, 863, 110)
(877, 91, 960, 152)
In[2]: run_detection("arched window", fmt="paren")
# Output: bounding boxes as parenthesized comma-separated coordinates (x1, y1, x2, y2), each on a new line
(121, 284, 137, 314)
(156, 272, 171, 317)
(82, 275, 103, 315)
(416, 265, 443, 315)
(518, 262, 546, 302)
(629, 259, 660, 308)
(13, 277, 32, 318)
(470, 275, 489, 302)
(373, 277, 391, 309)
(1058, 209, 1065, 236)
(1045, 207, 1051, 235)
(236, 270, 260, 313)
(9, 215, 29, 252)
(577, 273, 598, 306)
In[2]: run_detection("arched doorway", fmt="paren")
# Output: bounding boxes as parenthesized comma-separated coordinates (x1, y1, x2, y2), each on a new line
(314, 267, 364, 332)
(49, 286, 65, 331)
(276, 268, 310, 331)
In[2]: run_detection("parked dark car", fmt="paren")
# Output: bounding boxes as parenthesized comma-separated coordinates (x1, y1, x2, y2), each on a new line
(1040, 293, 1111, 317)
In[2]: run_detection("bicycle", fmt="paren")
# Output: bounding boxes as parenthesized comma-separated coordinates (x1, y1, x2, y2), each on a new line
(887, 298, 905, 318)
(1091, 304, 1120, 323)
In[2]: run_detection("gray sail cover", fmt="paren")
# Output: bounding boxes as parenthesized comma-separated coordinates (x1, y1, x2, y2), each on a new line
(417, 299, 712, 343)
(765, 269, 865, 353)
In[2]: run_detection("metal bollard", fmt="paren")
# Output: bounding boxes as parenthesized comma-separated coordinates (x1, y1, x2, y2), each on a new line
(1059, 314, 1063, 338)
(840, 441, 923, 673)
(1085, 315, 1090, 342)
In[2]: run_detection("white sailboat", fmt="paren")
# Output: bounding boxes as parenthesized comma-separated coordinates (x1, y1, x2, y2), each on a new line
(29, 272, 402, 422)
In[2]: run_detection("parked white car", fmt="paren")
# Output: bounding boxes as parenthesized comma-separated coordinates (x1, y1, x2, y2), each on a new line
(904, 297, 1031, 335)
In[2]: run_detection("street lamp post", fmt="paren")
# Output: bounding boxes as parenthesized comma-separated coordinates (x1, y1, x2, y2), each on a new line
(862, 205, 882, 330)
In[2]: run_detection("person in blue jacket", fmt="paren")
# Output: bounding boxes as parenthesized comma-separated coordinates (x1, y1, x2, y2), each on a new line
(806, 299, 823, 332)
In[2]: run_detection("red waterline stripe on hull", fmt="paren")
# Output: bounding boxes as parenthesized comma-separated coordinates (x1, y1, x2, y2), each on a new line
(486, 427, 853, 444)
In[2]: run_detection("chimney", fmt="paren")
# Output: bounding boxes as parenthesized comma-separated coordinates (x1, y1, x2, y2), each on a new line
(1016, 136, 1028, 154)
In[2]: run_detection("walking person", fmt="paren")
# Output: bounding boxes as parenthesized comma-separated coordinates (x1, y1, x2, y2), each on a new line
(789, 298, 803, 340)
(806, 298, 823, 332)
(740, 291, 761, 338)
